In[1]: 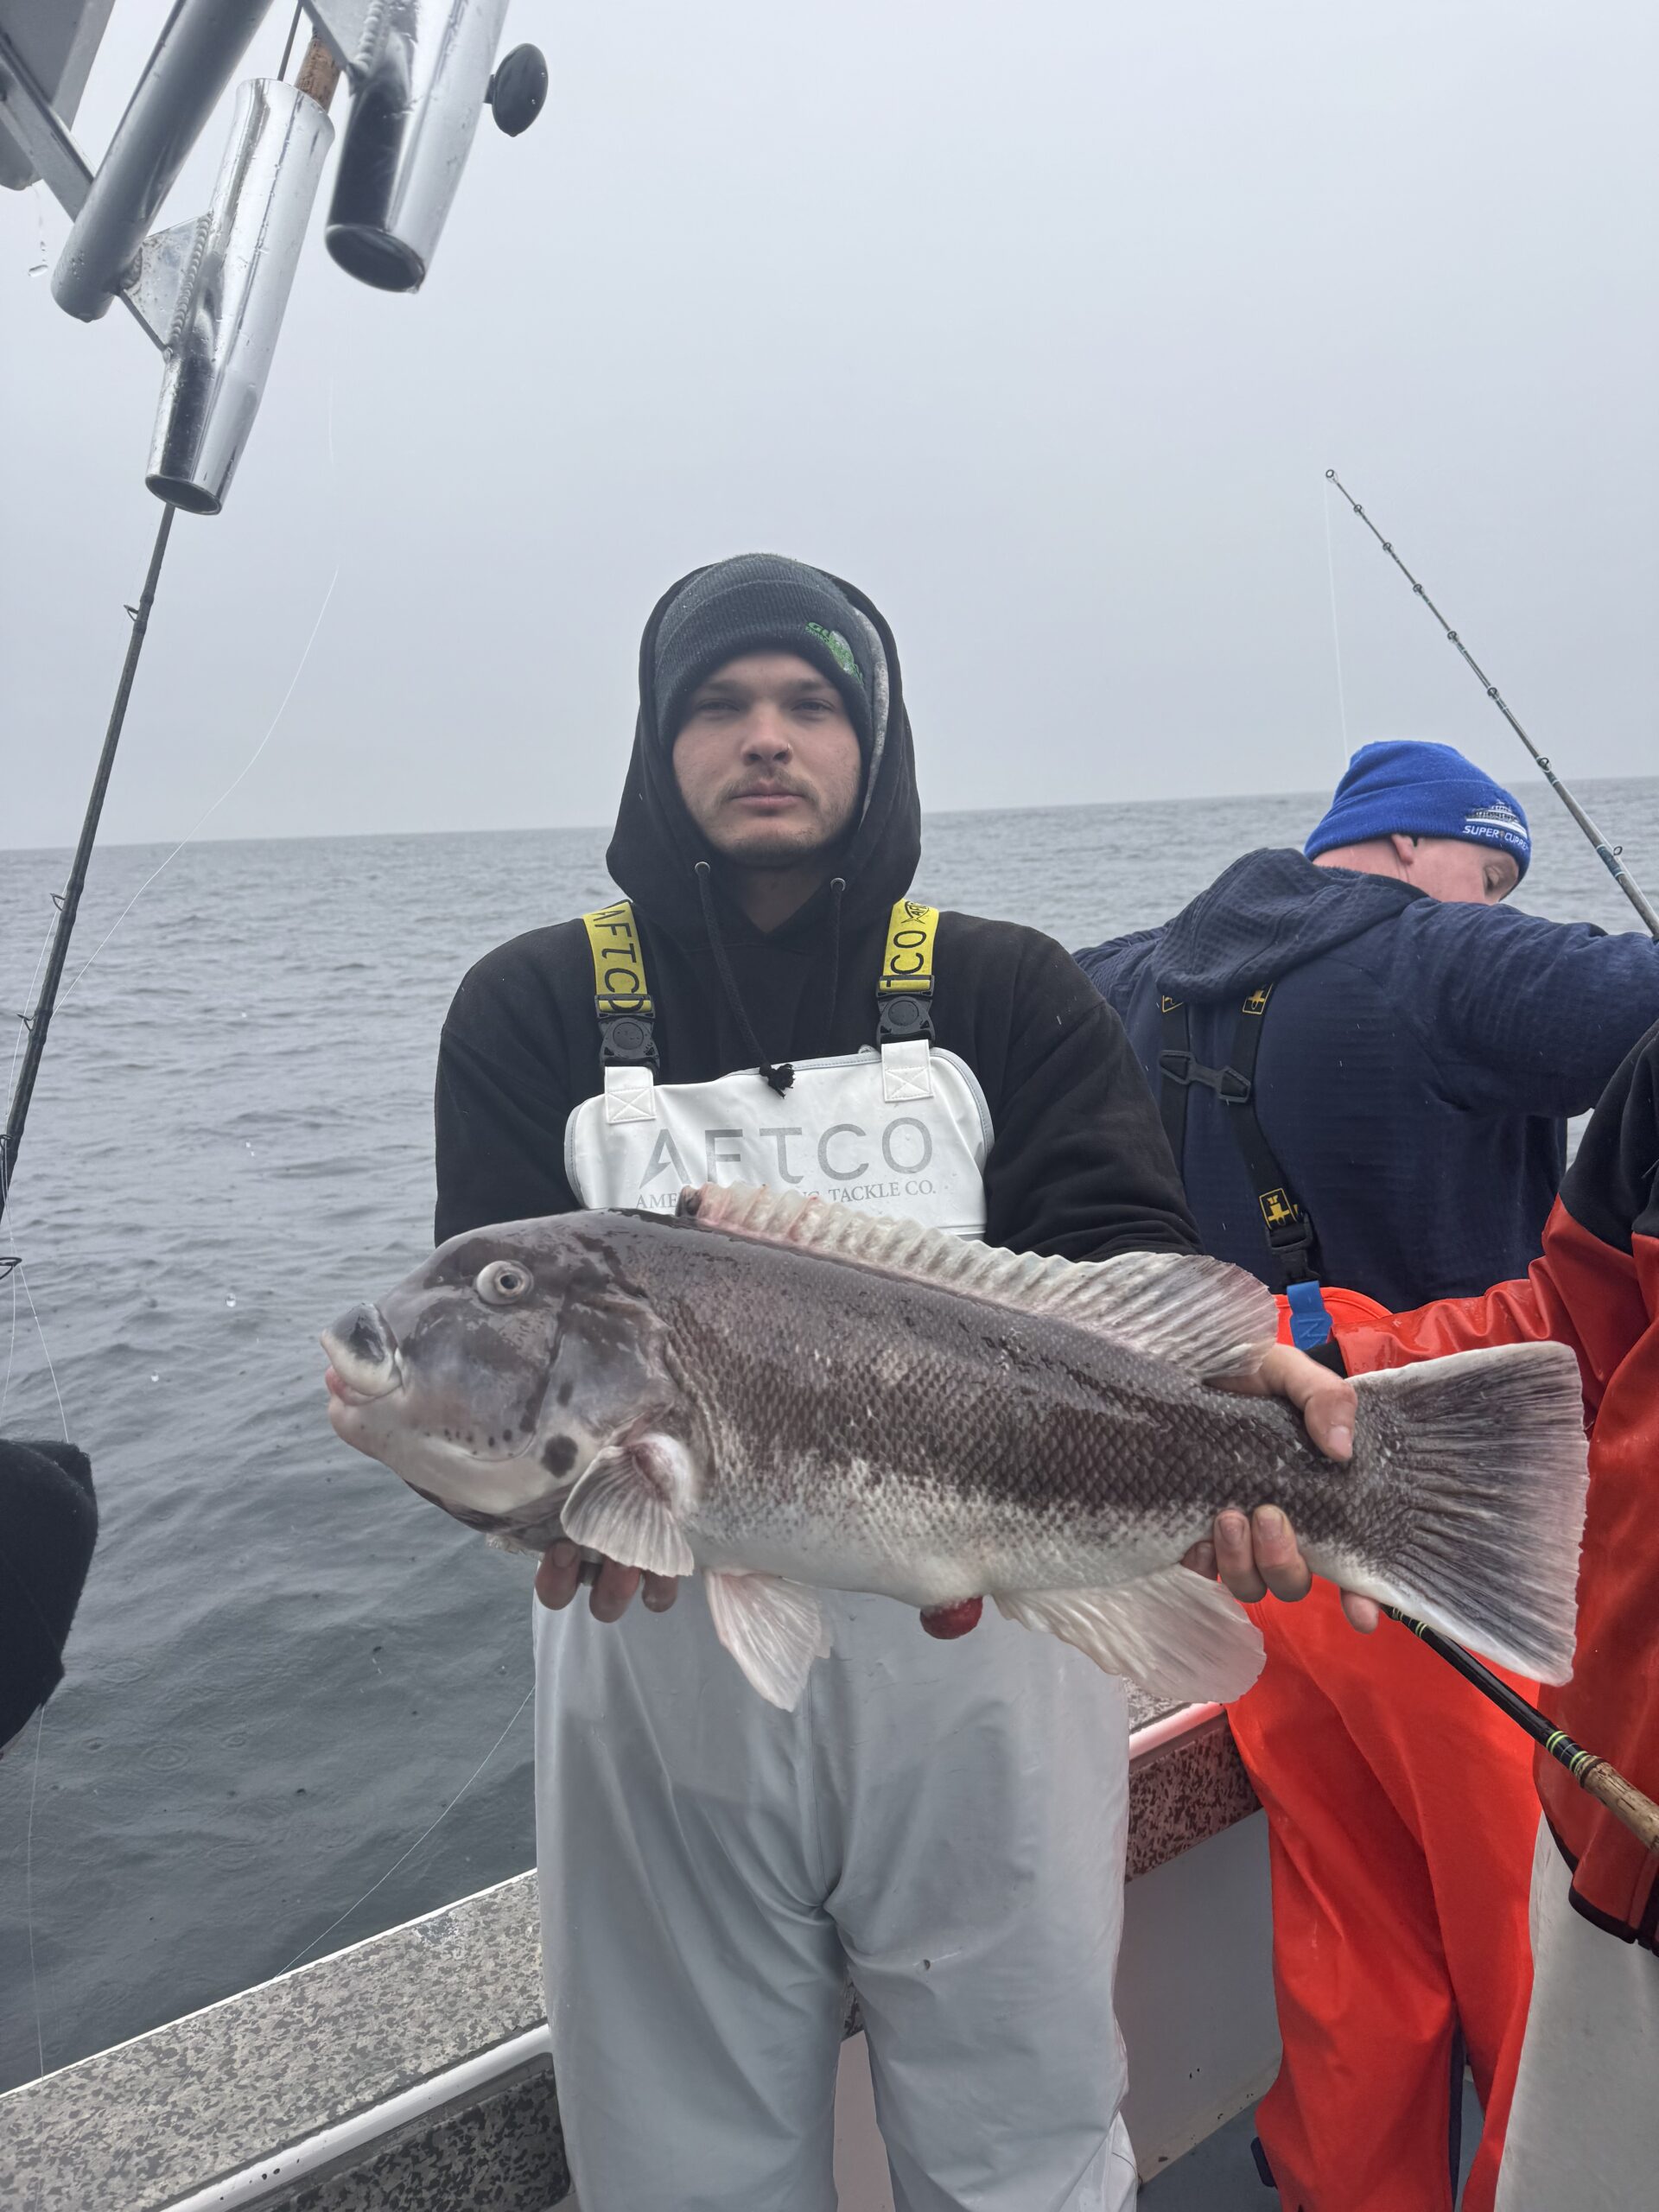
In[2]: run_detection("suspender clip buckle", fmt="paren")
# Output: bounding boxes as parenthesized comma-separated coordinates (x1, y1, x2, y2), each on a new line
(1158, 1049, 1252, 1103)
(1262, 1207, 1317, 1281)
(599, 1007, 658, 1066)
(878, 991, 933, 1043)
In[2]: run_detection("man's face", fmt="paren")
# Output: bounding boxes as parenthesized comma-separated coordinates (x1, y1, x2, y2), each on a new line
(1401, 835, 1522, 905)
(672, 652, 863, 870)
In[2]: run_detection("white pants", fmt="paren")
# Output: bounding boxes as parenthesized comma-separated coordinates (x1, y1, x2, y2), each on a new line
(1494, 1817, 1659, 2211)
(535, 1581, 1138, 2212)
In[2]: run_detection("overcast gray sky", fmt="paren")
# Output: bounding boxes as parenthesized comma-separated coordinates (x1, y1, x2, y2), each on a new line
(3, 0, 1656, 849)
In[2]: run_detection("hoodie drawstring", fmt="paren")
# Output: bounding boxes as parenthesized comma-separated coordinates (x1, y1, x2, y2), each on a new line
(694, 861, 796, 1096)
(826, 876, 847, 1032)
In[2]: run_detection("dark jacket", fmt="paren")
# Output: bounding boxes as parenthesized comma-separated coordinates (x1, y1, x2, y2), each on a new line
(1075, 848, 1659, 1309)
(435, 574, 1197, 1262)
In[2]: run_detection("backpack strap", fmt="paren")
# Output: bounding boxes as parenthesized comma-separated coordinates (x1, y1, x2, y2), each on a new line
(1156, 982, 1323, 1287)
(877, 899, 938, 1043)
(582, 899, 658, 1067)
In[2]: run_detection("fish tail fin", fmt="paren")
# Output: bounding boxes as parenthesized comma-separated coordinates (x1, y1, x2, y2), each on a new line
(1342, 1343, 1588, 1683)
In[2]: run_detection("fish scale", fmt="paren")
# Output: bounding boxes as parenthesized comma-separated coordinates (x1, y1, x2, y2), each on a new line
(648, 1241, 1349, 1580)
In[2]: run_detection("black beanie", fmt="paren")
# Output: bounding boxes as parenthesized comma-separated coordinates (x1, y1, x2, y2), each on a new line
(0, 1438, 98, 1749)
(653, 554, 878, 754)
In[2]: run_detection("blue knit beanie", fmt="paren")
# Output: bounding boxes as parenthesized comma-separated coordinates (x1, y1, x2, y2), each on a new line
(1305, 741, 1530, 878)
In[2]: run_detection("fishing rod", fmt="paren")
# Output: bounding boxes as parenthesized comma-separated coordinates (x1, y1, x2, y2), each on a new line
(0, 33, 346, 1243)
(1, 504, 177, 1236)
(1325, 468, 1659, 942)
(1385, 1607, 1659, 1852)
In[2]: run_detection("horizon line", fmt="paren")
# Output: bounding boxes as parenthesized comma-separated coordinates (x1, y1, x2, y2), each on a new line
(10, 768, 1653, 861)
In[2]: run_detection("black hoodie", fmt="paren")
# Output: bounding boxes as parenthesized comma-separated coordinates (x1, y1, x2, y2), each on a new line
(1077, 848, 1659, 1307)
(435, 572, 1196, 1262)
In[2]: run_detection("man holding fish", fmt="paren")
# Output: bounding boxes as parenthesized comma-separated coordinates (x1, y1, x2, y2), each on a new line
(324, 557, 1586, 2212)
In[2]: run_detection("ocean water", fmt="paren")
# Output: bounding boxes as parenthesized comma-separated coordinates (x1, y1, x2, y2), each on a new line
(2, 778, 1656, 2092)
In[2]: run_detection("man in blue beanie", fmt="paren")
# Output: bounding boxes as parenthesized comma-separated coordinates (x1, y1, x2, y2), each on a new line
(1079, 738, 1656, 1309)
(1076, 737, 1659, 2212)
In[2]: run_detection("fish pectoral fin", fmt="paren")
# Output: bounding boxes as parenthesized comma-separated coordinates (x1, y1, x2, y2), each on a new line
(702, 1570, 829, 1711)
(558, 1434, 696, 1579)
(995, 1566, 1265, 1704)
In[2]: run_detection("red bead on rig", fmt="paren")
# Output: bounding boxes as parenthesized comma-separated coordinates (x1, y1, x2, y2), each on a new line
(920, 1597, 984, 1640)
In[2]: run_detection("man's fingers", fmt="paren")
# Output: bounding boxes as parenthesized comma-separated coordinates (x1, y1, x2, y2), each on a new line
(1210, 1506, 1315, 1605)
(1341, 1590, 1381, 1634)
(1181, 1539, 1218, 1580)
(535, 1540, 582, 1611)
(1302, 1389, 1356, 1465)
(589, 1560, 641, 1622)
(1211, 1510, 1268, 1603)
(1255, 1344, 1357, 1463)
(1247, 1504, 1314, 1603)
(537, 1547, 677, 1620)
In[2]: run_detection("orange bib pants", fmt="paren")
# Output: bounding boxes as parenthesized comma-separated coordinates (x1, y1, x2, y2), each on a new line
(1226, 1293, 1540, 2211)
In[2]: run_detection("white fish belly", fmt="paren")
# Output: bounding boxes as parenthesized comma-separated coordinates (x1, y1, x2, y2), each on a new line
(688, 1460, 1204, 1607)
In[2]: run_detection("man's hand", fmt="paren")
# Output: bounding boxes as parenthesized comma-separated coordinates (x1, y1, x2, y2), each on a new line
(536, 1541, 679, 1622)
(1235, 1342, 1357, 1462)
(1182, 1344, 1380, 1634)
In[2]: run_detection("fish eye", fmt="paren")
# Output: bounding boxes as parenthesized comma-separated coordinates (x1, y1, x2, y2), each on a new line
(475, 1260, 533, 1306)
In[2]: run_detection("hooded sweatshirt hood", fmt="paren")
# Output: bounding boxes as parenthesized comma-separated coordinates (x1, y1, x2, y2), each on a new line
(1153, 849, 1425, 999)
(607, 559, 920, 947)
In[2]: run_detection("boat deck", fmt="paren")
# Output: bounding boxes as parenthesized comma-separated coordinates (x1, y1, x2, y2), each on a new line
(1141, 2082, 1487, 2209)
(0, 1695, 1274, 2210)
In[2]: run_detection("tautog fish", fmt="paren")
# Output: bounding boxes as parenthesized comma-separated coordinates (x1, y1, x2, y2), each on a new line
(322, 1184, 1588, 1711)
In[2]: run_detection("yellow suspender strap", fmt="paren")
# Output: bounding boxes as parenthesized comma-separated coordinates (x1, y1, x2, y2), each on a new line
(877, 899, 938, 1040)
(582, 899, 653, 1014)
(878, 899, 938, 996)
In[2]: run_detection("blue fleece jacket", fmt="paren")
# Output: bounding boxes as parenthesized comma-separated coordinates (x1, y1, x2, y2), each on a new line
(1075, 849, 1659, 1308)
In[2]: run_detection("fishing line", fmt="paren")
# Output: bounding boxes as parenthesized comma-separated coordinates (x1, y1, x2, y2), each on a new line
(2, 918, 60, 1305)
(279, 1681, 535, 1974)
(1325, 468, 1659, 938)
(1321, 475, 1351, 766)
(276, 3, 305, 80)
(59, 558, 344, 1007)
(4, 913, 57, 1136)
(16, 1266, 69, 1443)
(0, 1269, 17, 1430)
(24, 1707, 48, 2077)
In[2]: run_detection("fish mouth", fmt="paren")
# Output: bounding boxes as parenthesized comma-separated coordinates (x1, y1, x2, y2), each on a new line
(321, 1303, 404, 1407)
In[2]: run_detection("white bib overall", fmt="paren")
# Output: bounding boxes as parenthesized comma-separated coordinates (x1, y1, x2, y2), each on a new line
(537, 912, 1137, 2212)
(565, 1040, 992, 1234)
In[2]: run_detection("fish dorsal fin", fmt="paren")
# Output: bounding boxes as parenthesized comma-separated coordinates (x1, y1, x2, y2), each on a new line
(677, 1184, 1276, 1382)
